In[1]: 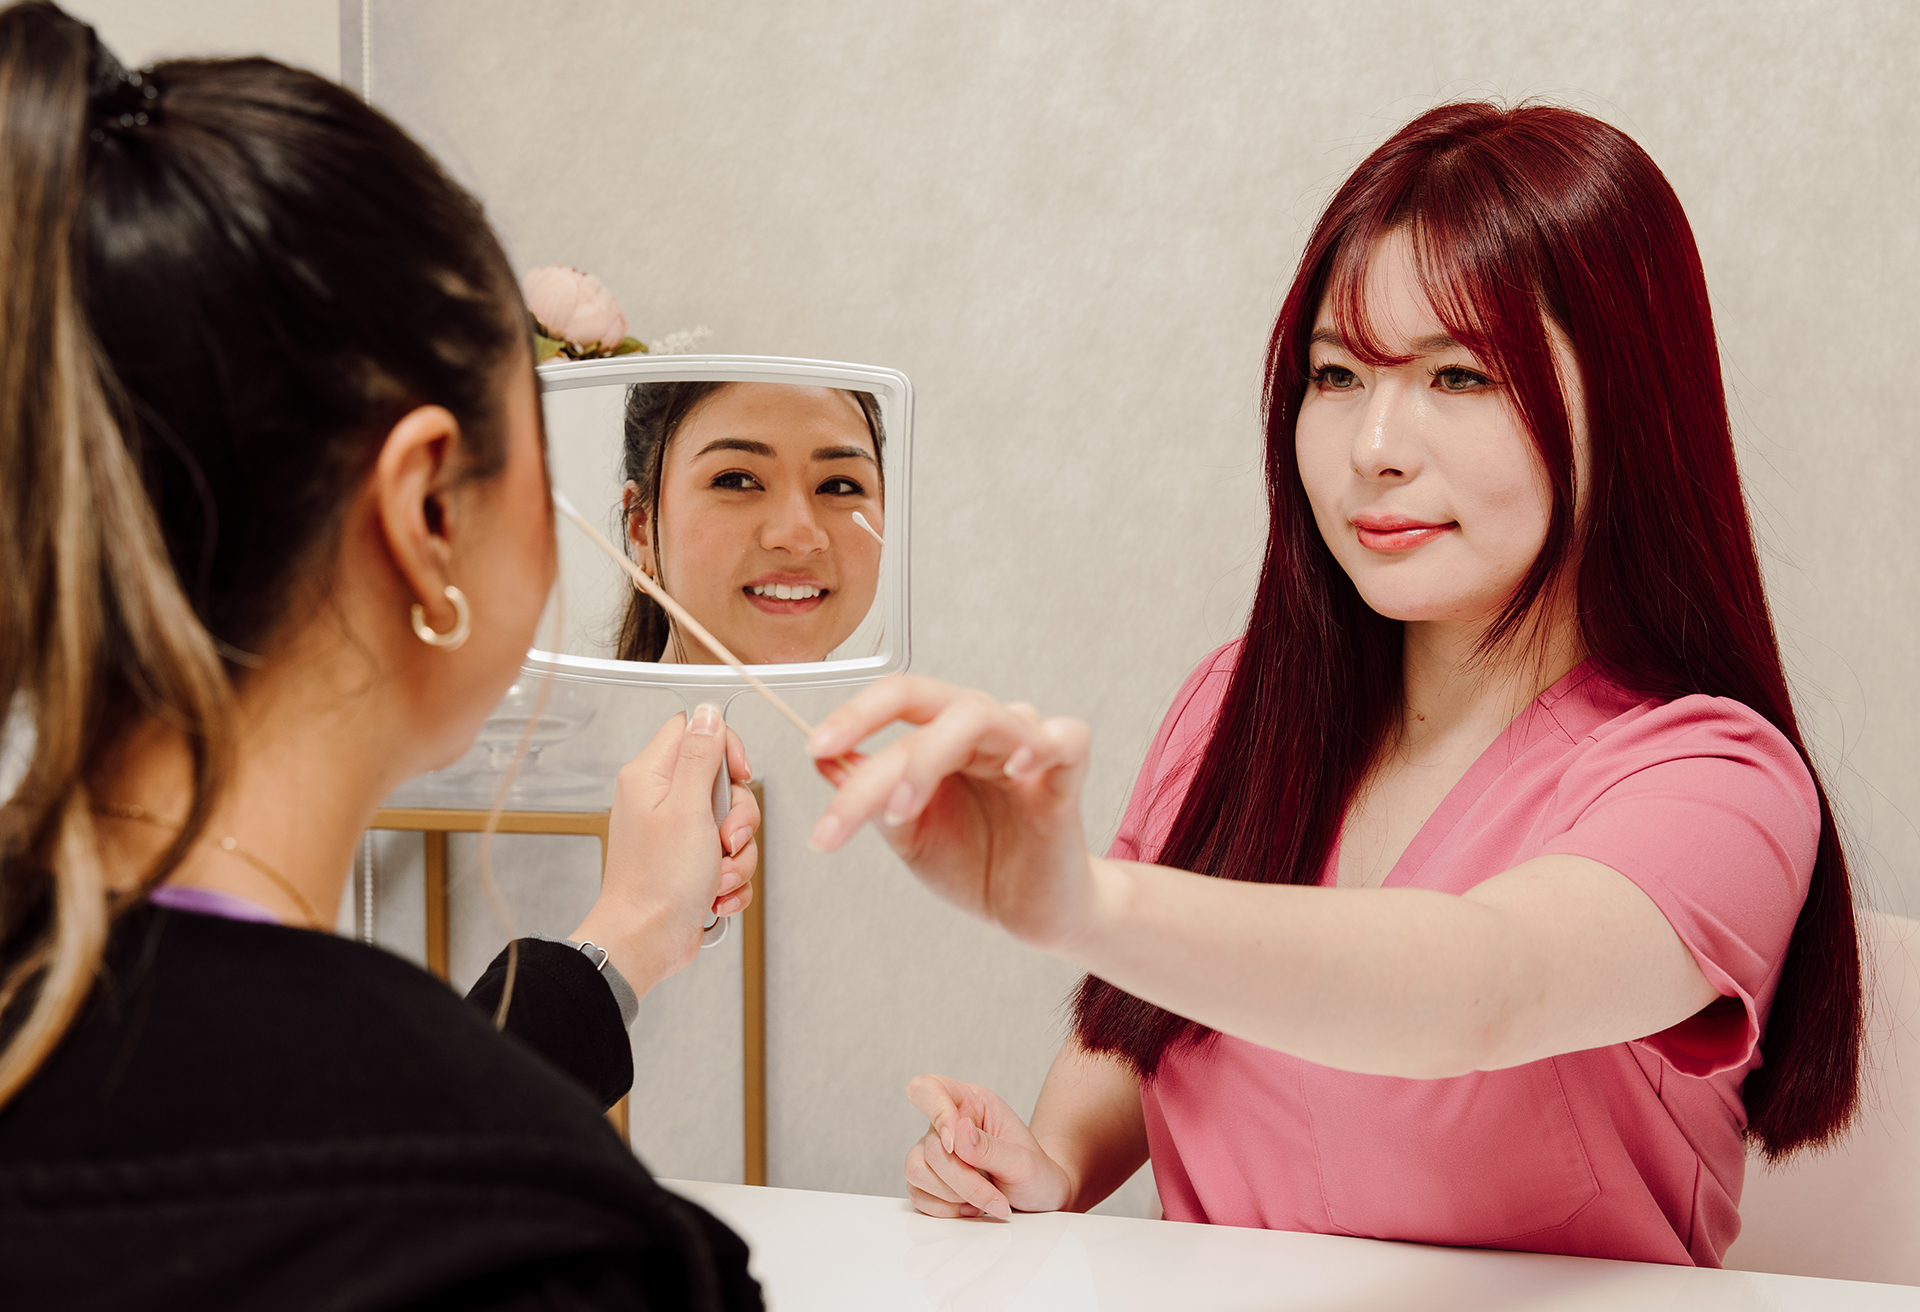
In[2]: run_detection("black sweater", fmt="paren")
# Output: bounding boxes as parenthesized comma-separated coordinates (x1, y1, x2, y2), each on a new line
(0, 904, 762, 1311)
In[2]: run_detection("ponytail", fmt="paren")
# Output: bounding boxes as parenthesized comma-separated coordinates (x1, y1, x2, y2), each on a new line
(0, 2, 232, 1106)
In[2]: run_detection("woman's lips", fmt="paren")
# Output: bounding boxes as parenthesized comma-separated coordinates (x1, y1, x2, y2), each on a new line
(1352, 519, 1455, 552)
(742, 580, 830, 615)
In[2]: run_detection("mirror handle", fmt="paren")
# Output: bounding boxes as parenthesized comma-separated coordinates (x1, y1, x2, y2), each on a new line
(700, 706, 732, 949)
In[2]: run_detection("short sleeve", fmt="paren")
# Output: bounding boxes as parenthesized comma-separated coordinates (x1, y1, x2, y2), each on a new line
(1541, 697, 1820, 1078)
(1108, 643, 1240, 864)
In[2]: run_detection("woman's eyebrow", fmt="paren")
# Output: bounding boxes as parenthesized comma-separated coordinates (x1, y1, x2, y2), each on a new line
(693, 437, 777, 459)
(812, 445, 877, 464)
(1309, 327, 1463, 354)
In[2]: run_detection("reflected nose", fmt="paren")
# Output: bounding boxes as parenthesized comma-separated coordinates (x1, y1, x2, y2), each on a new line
(1352, 382, 1422, 481)
(759, 488, 829, 555)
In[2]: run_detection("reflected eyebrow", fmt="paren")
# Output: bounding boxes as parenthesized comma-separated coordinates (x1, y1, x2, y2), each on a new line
(813, 445, 877, 465)
(692, 437, 776, 459)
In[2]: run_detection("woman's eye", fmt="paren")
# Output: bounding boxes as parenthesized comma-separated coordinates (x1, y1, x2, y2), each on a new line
(1432, 365, 1493, 392)
(818, 477, 865, 497)
(711, 470, 762, 492)
(1310, 363, 1360, 391)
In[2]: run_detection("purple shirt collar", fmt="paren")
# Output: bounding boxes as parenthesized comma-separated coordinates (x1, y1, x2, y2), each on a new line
(147, 883, 283, 926)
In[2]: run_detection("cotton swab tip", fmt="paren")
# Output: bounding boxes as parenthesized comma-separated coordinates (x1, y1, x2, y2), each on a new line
(852, 511, 885, 546)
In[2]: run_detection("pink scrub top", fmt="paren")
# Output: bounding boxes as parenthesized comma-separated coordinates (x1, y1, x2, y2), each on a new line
(1114, 645, 1819, 1266)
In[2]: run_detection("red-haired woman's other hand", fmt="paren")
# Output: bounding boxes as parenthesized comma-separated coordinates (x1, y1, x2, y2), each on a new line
(573, 705, 758, 997)
(805, 676, 1096, 951)
(903, 1074, 1073, 1219)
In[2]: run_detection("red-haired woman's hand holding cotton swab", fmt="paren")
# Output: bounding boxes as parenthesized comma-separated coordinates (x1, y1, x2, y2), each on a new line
(805, 675, 1100, 954)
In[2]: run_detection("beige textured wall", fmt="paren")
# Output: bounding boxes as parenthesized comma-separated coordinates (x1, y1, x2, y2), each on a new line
(360, 0, 1920, 1213)
(65, 0, 336, 77)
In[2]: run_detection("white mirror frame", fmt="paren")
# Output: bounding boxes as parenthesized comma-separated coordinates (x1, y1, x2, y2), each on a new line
(524, 354, 913, 692)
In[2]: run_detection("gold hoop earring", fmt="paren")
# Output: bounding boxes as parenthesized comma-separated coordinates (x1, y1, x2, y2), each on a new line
(411, 584, 471, 650)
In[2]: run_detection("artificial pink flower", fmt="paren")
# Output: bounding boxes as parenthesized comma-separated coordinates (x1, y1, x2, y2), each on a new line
(521, 265, 628, 350)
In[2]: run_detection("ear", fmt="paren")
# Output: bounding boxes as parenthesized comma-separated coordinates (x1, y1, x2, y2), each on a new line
(372, 405, 464, 630)
(622, 477, 658, 579)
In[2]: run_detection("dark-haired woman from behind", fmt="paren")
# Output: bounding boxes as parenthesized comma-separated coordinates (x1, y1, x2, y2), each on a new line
(0, 4, 759, 1307)
(802, 102, 1863, 1266)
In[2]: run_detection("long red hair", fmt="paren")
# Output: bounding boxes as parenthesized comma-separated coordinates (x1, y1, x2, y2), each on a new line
(1072, 102, 1861, 1160)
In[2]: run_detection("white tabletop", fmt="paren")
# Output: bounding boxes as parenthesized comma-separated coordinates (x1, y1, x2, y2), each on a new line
(663, 1180, 1920, 1311)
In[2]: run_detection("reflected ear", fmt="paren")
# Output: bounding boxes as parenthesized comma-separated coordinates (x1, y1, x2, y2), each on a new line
(621, 478, 658, 578)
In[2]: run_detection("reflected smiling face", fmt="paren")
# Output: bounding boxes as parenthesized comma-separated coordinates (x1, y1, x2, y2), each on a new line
(632, 383, 883, 665)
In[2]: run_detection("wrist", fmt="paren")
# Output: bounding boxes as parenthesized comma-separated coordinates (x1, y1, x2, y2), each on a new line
(1031, 1131, 1084, 1212)
(1052, 855, 1129, 966)
(569, 899, 679, 999)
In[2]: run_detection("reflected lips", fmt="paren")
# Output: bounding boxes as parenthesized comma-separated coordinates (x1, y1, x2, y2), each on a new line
(1352, 514, 1454, 552)
(743, 575, 829, 615)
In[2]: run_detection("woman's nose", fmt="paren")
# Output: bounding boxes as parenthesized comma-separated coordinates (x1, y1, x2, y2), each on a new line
(1351, 383, 1423, 481)
(759, 490, 829, 555)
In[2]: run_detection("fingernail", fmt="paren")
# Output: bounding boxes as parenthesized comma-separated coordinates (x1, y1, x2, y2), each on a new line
(1004, 746, 1034, 779)
(940, 1121, 953, 1154)
(806, 726, 839, 756)
(965, 1121, 980, 1149)
(808, 813, 843, 852)
(883, 782, 916, 826)
(728, 827, 752, 857)
(689, 703, 721, 736)
(987, 1198, 1012, 1221)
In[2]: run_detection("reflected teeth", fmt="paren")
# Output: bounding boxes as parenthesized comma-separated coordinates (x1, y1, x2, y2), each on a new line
(749, 584, 824, 600)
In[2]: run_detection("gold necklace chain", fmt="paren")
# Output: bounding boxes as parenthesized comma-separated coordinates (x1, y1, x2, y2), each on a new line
(93, 802, 325, 930)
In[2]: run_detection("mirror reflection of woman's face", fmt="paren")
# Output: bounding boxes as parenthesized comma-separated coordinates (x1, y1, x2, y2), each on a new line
(635, 383, 883, 665)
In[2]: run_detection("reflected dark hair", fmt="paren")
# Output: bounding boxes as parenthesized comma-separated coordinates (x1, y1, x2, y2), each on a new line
(1071, 101, 1861, 1161)
(0, 0, 526, 1103)
(615, 380, 883, 661)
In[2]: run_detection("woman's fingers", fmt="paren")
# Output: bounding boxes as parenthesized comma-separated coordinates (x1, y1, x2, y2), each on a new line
(919, 1125, 1012, 1219)
(809, 698, 1072, 852)
(714, 839, 756, 915)
(725, 727, 752, 785)
(623, 709, 692, 803)
(906, 1073, 968, 1153)
(806, 675, 980, 758)
(668, 704, 728, 815)
(905, 1139, 965, 1205)
(722, 781, 760, 861)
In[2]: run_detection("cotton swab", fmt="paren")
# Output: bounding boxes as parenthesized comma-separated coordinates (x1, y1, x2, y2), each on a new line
(852, 511, 885, 547)
(551, 490, 819, 740)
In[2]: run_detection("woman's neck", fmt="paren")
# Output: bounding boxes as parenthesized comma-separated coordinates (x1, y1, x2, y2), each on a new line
(94, 648, 413, 930)
(1396, 602, 1587, 765)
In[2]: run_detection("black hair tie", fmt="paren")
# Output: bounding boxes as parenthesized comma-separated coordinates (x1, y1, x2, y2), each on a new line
(85, 30, 161, 143)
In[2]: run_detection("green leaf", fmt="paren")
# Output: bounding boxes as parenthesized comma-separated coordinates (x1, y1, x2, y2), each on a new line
(534, 334, 565, 363)
(612, 336, 647, 356)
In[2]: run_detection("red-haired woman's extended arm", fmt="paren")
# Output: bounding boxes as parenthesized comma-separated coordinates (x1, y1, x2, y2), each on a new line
(808, 676, 1721, 1081)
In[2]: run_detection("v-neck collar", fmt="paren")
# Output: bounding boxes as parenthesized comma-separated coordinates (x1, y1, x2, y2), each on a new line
(1329, 660, 1612, 890)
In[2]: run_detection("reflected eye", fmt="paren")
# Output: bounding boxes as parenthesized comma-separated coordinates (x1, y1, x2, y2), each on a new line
(1310, 363, 1360, 391)
(818, 476, 865, 497)
(1432, 365, 1494, 393)
(711, 470, 762, 492)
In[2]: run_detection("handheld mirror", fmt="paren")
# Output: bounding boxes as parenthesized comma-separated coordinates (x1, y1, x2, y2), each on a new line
(532, 355, 911, 945)
(529, 355, 911, 691)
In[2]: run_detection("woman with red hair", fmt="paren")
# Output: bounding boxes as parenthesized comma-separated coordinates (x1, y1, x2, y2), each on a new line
(806, 101, 1863, 1265)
